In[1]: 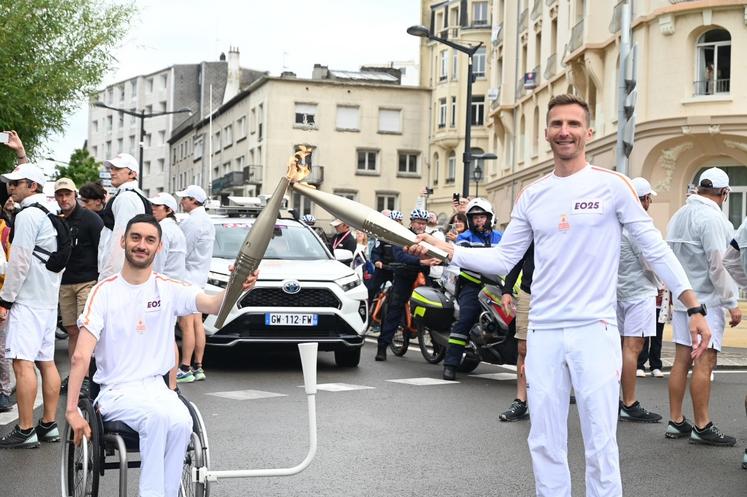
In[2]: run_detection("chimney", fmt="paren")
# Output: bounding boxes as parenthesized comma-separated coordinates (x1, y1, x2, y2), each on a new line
(223, 46, 241, 103)
(280, 71, 297, 78)
(311, 64, 328, 80)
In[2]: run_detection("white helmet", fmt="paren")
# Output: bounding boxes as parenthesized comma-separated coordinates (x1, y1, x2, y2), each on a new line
(465, 198, 495, 227)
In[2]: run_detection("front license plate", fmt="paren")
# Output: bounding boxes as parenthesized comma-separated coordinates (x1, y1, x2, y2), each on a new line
(265, 313, 318, 326)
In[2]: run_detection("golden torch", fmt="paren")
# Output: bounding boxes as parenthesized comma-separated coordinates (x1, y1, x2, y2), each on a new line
(290, 182, 449, 262)
(214, 147, 312, 328)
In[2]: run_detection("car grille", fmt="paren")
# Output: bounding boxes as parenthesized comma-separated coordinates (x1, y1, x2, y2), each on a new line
(209, 314, 364, 342)
(239, 288, 341, 309)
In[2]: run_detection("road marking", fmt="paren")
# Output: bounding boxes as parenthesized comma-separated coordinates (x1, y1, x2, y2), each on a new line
(207, 389, 287, 400)
(0, 372, 43, 427)
(387, 377, 459, 386)
(301, 383, 375, 392)
(470, 372, 518, 381)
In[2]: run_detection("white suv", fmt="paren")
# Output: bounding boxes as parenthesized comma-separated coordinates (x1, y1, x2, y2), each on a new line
(203, 210, 368, 367)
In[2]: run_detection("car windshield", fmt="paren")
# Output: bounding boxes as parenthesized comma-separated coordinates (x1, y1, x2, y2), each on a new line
(212, 222, 330, 260)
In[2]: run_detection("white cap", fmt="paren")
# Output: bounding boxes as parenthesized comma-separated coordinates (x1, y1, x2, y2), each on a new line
(149, 192, 178, 212)
(175, 184, 207, 204)
(1, 163, 47, 185)
(698, 167, 730, 189)
(631, 177, 657, 197)
(330, 219, 344, 227)
(104, 153, 138, 174)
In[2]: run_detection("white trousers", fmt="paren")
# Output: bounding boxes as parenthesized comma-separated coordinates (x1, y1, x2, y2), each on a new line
(525, 321, 623, 497)
(96, 376, 192, 497)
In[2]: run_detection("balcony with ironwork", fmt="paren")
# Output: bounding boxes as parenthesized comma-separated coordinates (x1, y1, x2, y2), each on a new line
(243, 164, 263, 185)
(693, 79, 730, 96)
(531, 0, 542, 21)
(609, 0, 625, 33)
(519, 8, 529, 32)
(569, 18, 584, 53)
(211, 171, 244, 193)
(492, 22, 503, 46)
(516, 76, 526, 99)
(544, 53, 557, 80)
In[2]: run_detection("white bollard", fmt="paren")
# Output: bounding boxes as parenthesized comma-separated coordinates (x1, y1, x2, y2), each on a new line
(298, 342, 318, 395)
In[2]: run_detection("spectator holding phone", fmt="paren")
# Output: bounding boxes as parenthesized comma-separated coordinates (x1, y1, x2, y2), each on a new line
(446, 212, 468, 242)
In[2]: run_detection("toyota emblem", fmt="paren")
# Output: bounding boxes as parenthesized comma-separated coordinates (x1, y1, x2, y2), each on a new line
(282, 280, 301, 295)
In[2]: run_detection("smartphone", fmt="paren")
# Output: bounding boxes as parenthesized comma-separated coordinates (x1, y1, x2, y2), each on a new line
(0, 132, 9, 144)
(452, 192, 460, 203)
(448, 224, 458, 235)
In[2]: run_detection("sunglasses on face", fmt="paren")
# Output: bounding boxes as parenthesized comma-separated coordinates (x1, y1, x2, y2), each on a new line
(8, 180, 30, 187)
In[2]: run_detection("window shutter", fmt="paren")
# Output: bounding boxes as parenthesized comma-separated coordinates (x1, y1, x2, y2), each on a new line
(378, 109, 401, 133)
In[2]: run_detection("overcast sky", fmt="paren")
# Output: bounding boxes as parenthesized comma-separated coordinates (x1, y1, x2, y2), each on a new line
(44, 0, 421, 161)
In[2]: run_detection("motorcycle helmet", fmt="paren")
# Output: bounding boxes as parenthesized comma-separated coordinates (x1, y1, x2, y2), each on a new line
(389, 210, 404, 221)
(465, 197, 495, 229)
(301, 214, 316, 225)
(410, 208, 429, 221)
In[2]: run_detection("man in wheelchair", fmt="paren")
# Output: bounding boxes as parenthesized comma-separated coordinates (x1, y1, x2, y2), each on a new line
(65, 214, 258, 497)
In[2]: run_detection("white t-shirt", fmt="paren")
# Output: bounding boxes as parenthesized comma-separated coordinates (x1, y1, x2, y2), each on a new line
(453, 164, 691, 329)
(153, 217, 187, 280)
(78, 272, 200, 386)
(617, 228, 658, 302)
(180, 206, 215, 288)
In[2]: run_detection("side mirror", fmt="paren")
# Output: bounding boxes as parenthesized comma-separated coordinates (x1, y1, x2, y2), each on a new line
(333, 248, 354, 263)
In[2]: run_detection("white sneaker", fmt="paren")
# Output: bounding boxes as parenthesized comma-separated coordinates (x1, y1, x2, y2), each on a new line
(652, 369, 664, 378)
(636, 369, 647, 378)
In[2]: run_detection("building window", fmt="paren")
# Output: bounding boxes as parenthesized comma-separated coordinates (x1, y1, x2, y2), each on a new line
(130, 109, 137, 126)
(452, 51, 458, 81)
(158, 130, 165, 145)
(472, 1, 489, 26)
(398, 152, 419, 175)
(519, 114, 526, 162)
(433, 153, 440, 185)
(235, 155, 245, 171)
(439, 50, 448, 81)
(130, 80, 137, 97)
(223, 161, 231, 173)
(194, 138, 203, 160)
(145, 104, 152, 114)
(106, 115, 112, 131)
(447, 152, 456, 181)
(105, 140, 111, 157)
(213, 131, 220, 153)
(294, 103, 317, 127)
(450, 96, 457, 128)
(356, 149, 378, 173)
(472, 47, 486, 78)
(92, 120, 98, 133)
(376, 193, 397, 212)
(128, 135, 136, 152)
(117, 112, 124, 128)
(695, 29, 731, 95)
(237, 116, 247, 138)
(292, 192, 314, 215)
(145, 133, 152, 147)
(471, 96, 485, 126)
(144, 160, 151, 175)
(438, 98, 447, 128)
(160, 74, 168, 89)
(378, 108, 402, 133)
(336, 105, 360, 131)
(147, 78, 154, 92)
(92, 145, 98, 158)
(258, 104, 264, 141)
(223, 125, 233, 147)
(158, 158, 165, 172)
(334, 190, 358, 201)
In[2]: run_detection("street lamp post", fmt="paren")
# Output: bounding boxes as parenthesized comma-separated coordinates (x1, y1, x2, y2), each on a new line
(92, 102, 192, 190)
(407, 24, 496, 198)
(472, 163, 483, 198)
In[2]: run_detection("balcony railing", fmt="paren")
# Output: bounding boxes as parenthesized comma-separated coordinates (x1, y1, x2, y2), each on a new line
(305, 165, 324, 185)
(519, 8, 529, 32)
(492, 22, 504, 46)
(531, 0, 542, 21)
(516, 76, 527, 99)
(609, 0, 625, 33)
(490, 86, 502, 109)
(569, 18, 584, 53)
(693, 79, 730, 96)
(544, 52, 557, 80)
(546, 0, 557, 5)
(212, 171, 244, 193)
(243, 164, 263, 184)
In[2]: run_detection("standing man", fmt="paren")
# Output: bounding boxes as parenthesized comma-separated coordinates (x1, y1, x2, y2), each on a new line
(0, 163, 63, 448)
(329, 219, 356, 254)
(666, 167, 740, 446)
(408, 94, 710, 497)
(98, 153, 151, 280)
(616, 177, 662, 423)
(55, 178, 104, 392)
(175, 185, 214, 383)
(78, 181, 108, 216)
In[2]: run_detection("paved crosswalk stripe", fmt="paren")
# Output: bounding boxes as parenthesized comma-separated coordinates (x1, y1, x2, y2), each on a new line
(387, 377, 459, 386)
(300, 383, 375, 392)
(470, 372, 517, 381)
(207, 389, 287, 400)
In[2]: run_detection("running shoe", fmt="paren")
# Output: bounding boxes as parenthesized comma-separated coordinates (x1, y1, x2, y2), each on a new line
(665, 417, 693, 439)
(619, 400, 662, 423)
(742, 449, 746, 470)
(0, 425, 39, 449)
(176, 369, 195, 383)
(636, 369, 647, 378)
(60, 376, 68, 393)
(651, 369, 664, 378)
(192, 368, 206, 381)
(35, 420, 60, 443)
(499, 399, 529, 422)
(689, 422, 736, 447)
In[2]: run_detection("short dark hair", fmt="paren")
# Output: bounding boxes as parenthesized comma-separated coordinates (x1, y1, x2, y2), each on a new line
(546, 94, 591, 127)
(79, 182, 107, 201)
(125, 214, 162, 240)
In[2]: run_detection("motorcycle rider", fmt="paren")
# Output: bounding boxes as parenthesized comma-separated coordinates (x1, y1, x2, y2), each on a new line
(375, 209, 430, 361)
(442, 198, 502, 381)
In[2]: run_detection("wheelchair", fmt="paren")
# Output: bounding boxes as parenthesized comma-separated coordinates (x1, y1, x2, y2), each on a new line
(59, 379, 211, 497)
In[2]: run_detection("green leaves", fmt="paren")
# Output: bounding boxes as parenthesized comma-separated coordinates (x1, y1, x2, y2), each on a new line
(0, 0, 134, 172)
(54, 147, 101, 186)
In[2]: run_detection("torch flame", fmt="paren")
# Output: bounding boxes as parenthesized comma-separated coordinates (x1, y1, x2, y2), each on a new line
(286, 145, 313, 183)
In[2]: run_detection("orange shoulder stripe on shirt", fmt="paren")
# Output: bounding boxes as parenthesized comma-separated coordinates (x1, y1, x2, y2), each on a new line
(590, 166, 639, 200)
(514, 172, 553, 203)
(80, 275, 119, 327)
(155, 274, 193, 287)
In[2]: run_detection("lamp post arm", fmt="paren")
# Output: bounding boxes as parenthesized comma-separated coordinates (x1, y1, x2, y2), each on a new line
(426, 34, 482, 57)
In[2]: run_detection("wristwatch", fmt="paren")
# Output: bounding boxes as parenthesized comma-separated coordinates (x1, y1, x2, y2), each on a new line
(686, 304, 707, 317)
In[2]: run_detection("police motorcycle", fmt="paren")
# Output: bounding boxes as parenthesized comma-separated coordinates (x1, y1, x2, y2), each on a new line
(410, 273, 518, 371)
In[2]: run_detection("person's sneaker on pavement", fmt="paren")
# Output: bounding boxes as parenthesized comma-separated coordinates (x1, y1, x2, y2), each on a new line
(0, 425, 40, 449)
(60, 376, 69, 394)
(499, 399, 529, 422)
(635, 369, 647, 378)
(689, 422, 736, 447)
(176, 368, 195, 383)
(0, 393, 14, 413)
(651, 368, 664, 378)
(665, 417, 693, 439)
(742, 448, 747, 470)
(192, 367, 206, 381)
(35, 420, 60, 443)
(619, 400, 662, 423)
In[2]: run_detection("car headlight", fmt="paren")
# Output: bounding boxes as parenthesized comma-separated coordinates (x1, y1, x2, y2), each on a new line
(207, 273, 228, 289)
(336, 275, 362, 292)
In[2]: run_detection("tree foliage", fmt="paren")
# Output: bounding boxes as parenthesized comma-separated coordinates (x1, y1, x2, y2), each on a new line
(55, 147, 101, 186)
(0, 0, 134, 172)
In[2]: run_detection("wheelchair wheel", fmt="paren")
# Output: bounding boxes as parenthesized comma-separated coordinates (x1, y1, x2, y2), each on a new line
(60, 399, 100, 497)
(416, 321, 445, 364)
(187, 400, 212, 497)
(180, 432, 205, 497)
(381, 303, 409, 356)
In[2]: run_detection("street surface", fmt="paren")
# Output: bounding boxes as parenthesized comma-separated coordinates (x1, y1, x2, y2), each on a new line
(1, 338, 745, 496)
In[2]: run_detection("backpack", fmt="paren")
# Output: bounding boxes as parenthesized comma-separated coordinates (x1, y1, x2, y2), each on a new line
(10, 203, 72, 273)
